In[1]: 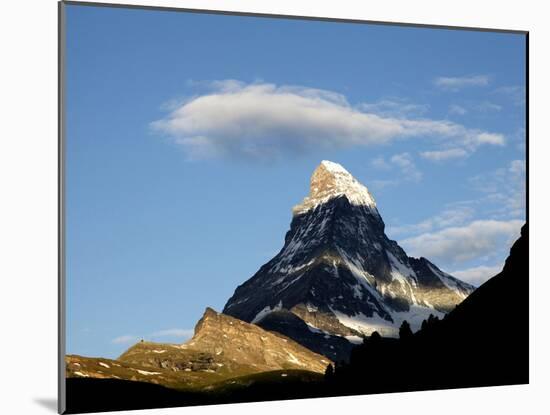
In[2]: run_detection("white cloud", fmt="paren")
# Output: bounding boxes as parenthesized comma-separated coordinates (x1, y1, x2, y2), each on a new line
(370, 179, 400, 189)
(370, 156, 391, 170)
(112, 335, 138, 345)
(477, 101, 502, 112)
(112, 328, 194, 345)
(476, 132, 505, 145)
(434, 75, 490, 90)
(400, 219, 523, 265)
(390, 153, 422, 182)
(509, 159, 526, 175)
(370, 153, 422, 185)
(451, 264, 504, 287)
(449, 104, 467, 115)
(449, 101, 502, 116)
(388, 206, 474, 237)
(152, 80, 504, 161)
(420, 148, 468, 161)
(423, 132, 505, 162)
(493, 85, 526, 106)
(151, 328, 194, 339)
(359, 98, 429, 118)
(469, 160, 526, 218)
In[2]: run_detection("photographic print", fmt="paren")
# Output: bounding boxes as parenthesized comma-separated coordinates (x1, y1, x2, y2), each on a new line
(60, 2, 528, 413)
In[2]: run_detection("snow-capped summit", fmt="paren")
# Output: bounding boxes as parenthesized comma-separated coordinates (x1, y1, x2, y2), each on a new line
(293, 160, 377, 215)
(224, 161, 474, 361)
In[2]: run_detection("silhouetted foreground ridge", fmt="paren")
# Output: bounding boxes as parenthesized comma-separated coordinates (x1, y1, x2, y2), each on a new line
(329, 223, 529, 393)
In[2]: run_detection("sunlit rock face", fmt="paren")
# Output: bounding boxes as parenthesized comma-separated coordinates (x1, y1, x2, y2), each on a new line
(186, 307, 330, 373)
(223, 161, 474, 359)
(293, 160, 377, 215)
(66, 307, 330, 389)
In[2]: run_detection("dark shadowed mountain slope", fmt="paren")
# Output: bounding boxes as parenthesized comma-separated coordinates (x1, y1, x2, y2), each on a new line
(333, 223, 529, 393)
(224, 161, 474, 352)
(256, 309, 356, 362)
(445, 222, 528, 331)
(432, 221, 529, 384)
(65, 369, 326, 414)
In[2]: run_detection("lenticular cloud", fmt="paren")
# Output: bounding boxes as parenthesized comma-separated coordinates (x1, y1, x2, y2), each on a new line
(151, 80, 504, 160)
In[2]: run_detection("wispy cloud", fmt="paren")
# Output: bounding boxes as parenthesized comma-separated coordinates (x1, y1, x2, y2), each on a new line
(359, 98, 429, 118)
(434, 75, 490, 91)
(449, 101, 502, 117)
(451, 264, 504, 287)
(449, 104, 467, 115)
(469, 159, 526, 218)
(370, 152, 422, 185)
(493, 85, 526, 106)
(370, 156, 391, 170)
(418, 124, 504, 162)
(152, 80, 504, 161)
(390, 153, 422, 182)
(151, 328, 194, 339)
(476, 132, 505, 145)
(399, 219, 523, 265)
(112, 328, 194, 345)
(387, 206, 474, 238)
(420, 148, 468, 161)
(370, 179, 400, 189)
(477, 101, 502, 112)
(112, 335, 139, 345)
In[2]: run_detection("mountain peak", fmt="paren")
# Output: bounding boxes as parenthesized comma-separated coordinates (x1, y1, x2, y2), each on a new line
(318, 160, 351, 175)
(293, 160, 376, 215)
(225, 159, 475, 347)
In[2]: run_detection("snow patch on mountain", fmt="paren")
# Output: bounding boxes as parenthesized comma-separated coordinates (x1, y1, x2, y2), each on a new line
(393, 305, 445, 332)
(344, 335, 364, 345)
(331, 308, 395, 337)
(387, 250, 418, 286)
(252, 301, 283, 323)
(293, 160, 377, 215)
(331, 304, 445, 337)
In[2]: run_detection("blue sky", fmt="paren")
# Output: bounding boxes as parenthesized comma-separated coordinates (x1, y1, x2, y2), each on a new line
(65, 5, 526, 358)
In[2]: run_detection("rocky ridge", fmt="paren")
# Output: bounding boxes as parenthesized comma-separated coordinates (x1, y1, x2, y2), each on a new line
(66, 308, 330, 390)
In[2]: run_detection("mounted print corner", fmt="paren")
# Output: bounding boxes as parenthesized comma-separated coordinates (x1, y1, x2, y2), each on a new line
(59, 1, 528, 413)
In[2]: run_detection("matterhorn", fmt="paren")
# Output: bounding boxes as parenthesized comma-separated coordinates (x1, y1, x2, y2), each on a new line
(224, 161, 474, 360)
